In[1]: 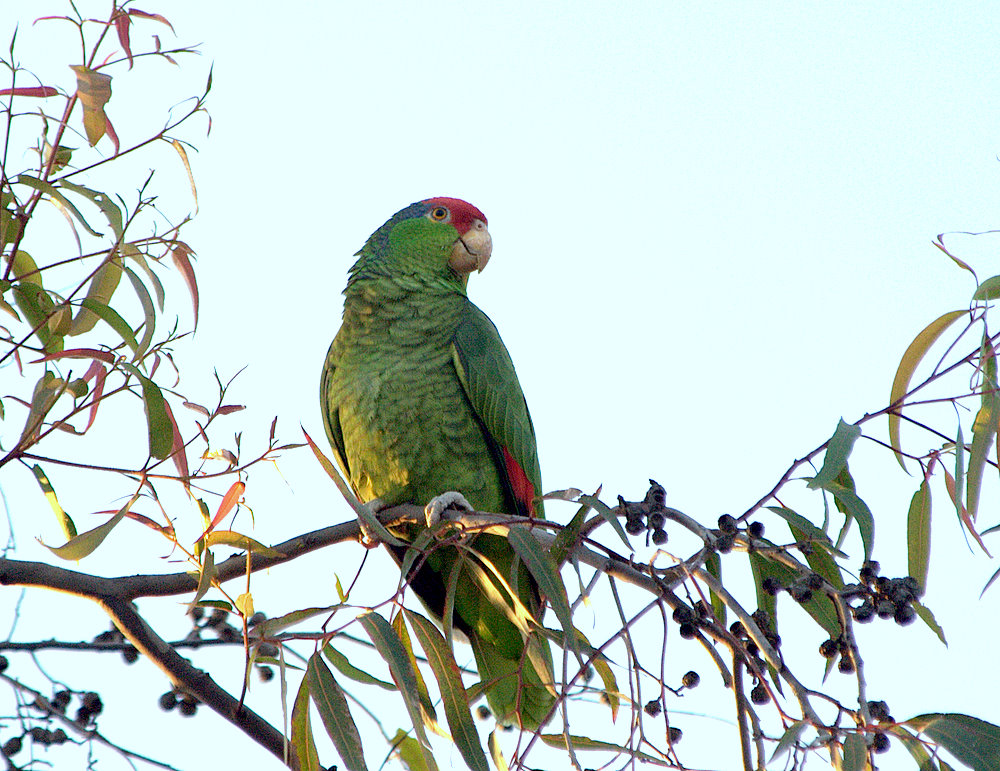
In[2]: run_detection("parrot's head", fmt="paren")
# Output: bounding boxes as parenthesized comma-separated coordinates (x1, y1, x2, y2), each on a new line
(354, 197, 492, 290)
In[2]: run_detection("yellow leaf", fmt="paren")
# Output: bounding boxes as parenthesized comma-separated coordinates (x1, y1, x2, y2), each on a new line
(70, 66, 112, 146)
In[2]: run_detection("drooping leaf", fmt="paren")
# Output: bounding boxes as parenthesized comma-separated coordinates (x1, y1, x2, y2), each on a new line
(121, 363, 172, 459)
(839, 732, 867, 771)
(160, 398, 189, 481)
(197, 481, 245, 541)
(912, 600, 947, 645)
(169, 241, 199, 330)
(69, 65, 112, 146)
(169, 139, 198, 211)
(187, 547, 215, 610)
(808, 419, 861, 490)
(889, 310, 968, 469)
(290, 676, 322, 771)
(967, 336, 999, 522)
(507, 526, 576, 656)
(391, 612, 439, 732)
(15, 176, 102, 236)
(905, 713, 1000, 770)
(78, 298, 138, 354)
(538, 733, 661, 762)
(39, 490, 140, 560)
(825, 478, 876, 562)
(31, 464, 75, 539)
(0, 85, 58, 97)
(306, 652, 368, 771)
(907, 480, 932, 594)
(406, 610, 489, 771)
(357, 613, 438, 771)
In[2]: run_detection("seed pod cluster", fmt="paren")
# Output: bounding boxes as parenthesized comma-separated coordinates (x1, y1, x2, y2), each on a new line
(841, 561, 922, 626)
(616, 480, 669, 545)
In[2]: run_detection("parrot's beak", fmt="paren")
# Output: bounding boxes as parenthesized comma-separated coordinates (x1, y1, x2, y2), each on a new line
(449, 219, 492, 274)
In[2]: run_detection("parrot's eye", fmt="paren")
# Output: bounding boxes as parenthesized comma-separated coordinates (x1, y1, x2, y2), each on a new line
(430, 207, 449, 221)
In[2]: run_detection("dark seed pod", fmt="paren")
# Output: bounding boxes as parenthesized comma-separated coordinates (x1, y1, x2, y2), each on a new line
(159, 692, 178, 711)
(819, 639, 838, 659)
(867, 700, 892, 722)
(681, 671, 700, 688)
(679, 622, 697, 640)
(122, 645, 139, 664)
(476, 705, 491, 720)
(747, 521, 764, 539)
(837, 656, 855, 674)
(750, 682, 768, 705)
(248, 612, 267, 627)
(648, 512, 665, 530)
(178, 698, 198, 717)
(876, 599, 895, 620)
(672, 606, 694, 624)
(762, 576, 783, 595)
(744, 639, 759, 658)
(717, 514, 738, 534)
(872, 732, 890, 753)
(647, 481, 666, 506)
(52, 690, 71, 711)
(729, 620, 746, 638)
(651, 528, 668, 545)
(751, 609, 772, 632)
(893, 604, 916, 626)
(0, 655, 8, 674)
(2, 736, 22, 757)
(625, 517, 645, 536)
(667, 726, 683, 743)
(258, 666, 274, 682)
(190, 606, 206, 622)
(716, 534, 734, 554)
(644, 699, 662, 717)
(258, 643, 279, 659)
(805, 573, 824, 590)
(51, 729, 67, 745)
(860, 560, 880, 582)
(81, 692, 102, 715)
(852, 599, 875, 623)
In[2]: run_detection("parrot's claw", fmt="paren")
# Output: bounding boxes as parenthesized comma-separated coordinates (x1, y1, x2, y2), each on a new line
(424, 491, 474, 527)
(358, 498, 388, 547)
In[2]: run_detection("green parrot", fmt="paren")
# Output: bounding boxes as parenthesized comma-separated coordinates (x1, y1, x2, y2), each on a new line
(320, 197, 555, 729)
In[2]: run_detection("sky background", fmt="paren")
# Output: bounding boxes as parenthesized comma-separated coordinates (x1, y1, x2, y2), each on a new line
(3, 2, 1000, 770)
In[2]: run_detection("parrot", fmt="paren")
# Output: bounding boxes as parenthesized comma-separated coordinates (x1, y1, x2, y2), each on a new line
(320, 197, 555, 729)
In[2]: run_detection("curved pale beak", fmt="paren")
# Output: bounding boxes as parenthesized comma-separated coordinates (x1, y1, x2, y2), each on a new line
(448, 218, 492, 274)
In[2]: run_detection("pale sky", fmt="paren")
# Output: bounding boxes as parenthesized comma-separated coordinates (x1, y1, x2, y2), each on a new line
(3, 2, 1000, 770)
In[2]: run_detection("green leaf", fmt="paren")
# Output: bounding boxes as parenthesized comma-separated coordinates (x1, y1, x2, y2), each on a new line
(31, 464, 76, 539)
(889, 310, 968, 470)
(749, 551, 842, 640)
(704, 550, 725, 623)
(507, 526, 575, 653)
(391, 612, 439, 729)
(77, 297, 137, 354)
(577, 493, 631, 547)
(839, 732, 867, 771)
(967, 337, 998, 521)
(912, 600, 947, 645)
(405, 611, 489, 771)
(905, 713, 1000, 770)
(57, 180, 123, 240)
(122, 266, 156, 358)
(770, 720, 807, 764)
(357, 613, 438, 771)
(39, 490, 139, 560)
(767, 506, 847, 557)
(187, 548, 215, 611)
(825, 480, 875, 562)
(808, 419, 862, 490)
(972, 274, 1000, 301)
(907, 480, 932, 594)
(290, 676, 322, 771)
(202, 530, 284, 558)
(391, 730, 430, 771)
(323, 644, 396, 690)
(306, 652, 368, 771)
(16, 174, 102, 236)
(121, 364, 172, 459)
(538, 733, 662, 762)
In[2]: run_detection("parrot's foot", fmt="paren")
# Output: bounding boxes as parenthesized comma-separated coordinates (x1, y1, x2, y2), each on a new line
(358, 498, 388, 547)
(424, 491, 474, 527)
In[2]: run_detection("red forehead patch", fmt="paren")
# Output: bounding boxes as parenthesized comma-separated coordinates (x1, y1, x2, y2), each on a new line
(421, 196, 487, 234)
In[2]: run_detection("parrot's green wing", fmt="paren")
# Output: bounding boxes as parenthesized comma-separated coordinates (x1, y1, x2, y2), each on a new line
(451, 302, 543, 519)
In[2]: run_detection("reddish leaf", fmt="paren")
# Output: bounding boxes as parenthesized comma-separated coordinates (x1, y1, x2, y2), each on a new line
(105, 114, 120, 156)
(113, 10, 133, 68)
(182, 400, 210, 418)
(169, 242, 199, 329)
(128, 8, 175, 32)
(216, 404, 245, 415)
(162, 399, 189, 482)
(0, 86, 58, 97)
(197, 480, 245, 542)
(83, 361, 106, 432)
(31, 347, 116, 364)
